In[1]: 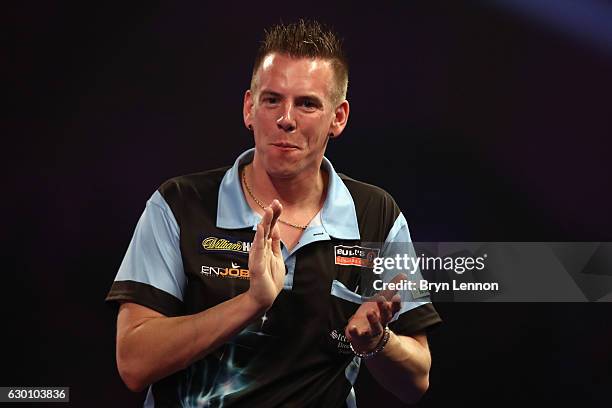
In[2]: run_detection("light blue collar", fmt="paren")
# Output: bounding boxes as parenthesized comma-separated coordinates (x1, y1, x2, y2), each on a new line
(216, 148, 360, 240)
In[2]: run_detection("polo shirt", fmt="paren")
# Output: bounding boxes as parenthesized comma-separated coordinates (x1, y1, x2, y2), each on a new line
(106, 149, 441, 407)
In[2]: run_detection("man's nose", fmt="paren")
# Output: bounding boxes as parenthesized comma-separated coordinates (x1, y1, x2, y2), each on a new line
(276, 103, 296, 132)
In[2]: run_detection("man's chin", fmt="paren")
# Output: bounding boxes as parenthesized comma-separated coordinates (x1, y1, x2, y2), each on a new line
(256, 150, 318, 179)
(261, 154, 302, 179)
(265, 167, 301, 180)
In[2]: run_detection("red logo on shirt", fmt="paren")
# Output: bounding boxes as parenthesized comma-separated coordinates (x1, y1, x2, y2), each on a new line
(334, 245, 379, 268)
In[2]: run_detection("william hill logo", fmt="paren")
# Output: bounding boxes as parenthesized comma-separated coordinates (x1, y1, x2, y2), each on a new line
(201, 236, 251, 254)
(201, 262, 250, 280)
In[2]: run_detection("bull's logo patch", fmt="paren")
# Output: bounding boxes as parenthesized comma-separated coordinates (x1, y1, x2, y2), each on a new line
(334, 245, 379, 268)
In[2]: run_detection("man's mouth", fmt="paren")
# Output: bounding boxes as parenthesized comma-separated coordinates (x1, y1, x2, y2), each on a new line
(271, 142, 299, 150)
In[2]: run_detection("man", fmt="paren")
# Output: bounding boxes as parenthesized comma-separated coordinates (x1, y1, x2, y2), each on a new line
(106, 20, 441, 407)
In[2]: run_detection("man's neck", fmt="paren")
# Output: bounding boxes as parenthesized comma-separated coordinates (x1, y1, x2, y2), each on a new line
(246, 159, 327, 213)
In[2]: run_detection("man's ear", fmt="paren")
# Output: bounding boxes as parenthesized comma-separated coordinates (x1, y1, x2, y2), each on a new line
(329, 100, 350, 139)
(243, 89, 254, 130)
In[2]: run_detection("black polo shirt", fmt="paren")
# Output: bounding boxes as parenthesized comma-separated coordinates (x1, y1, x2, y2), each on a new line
(106, 149, 441, 407)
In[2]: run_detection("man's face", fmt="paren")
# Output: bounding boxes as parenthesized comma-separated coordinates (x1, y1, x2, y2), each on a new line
(243, 53, 349, 179)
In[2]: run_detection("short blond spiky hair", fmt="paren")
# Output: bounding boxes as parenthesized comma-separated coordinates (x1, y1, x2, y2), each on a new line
(250, 19, 349, 105)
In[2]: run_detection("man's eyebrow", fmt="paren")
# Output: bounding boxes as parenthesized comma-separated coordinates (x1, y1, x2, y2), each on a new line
(296, 94, 323, 102)
(259, 90, 282, 98)
(259, 91, 324, 105)
(296, 95, 324, 106)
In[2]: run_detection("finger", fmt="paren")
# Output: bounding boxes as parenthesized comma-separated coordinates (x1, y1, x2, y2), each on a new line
(377, 273, 408, 301)
(367, 311, 384, 337)
(373, 294, 386, 304)
(261, 206, 273, 239)
(377, 300, 393, 324)
(270, 222, 282, 257)
(347, 324, 360, 340)
(252, 222, 265, 252)
(390, 294, 402, 316)
(249, 224, 265, 272)
(269, 199, 282, 236)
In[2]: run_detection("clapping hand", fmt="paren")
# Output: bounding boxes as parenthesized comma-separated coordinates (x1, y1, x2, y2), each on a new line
(246, 200, 286, 310)
(345, 274, 406, 354)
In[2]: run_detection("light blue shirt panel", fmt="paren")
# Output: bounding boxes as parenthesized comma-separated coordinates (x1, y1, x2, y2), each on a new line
(330, 279, 364, 304)
(216, 149, 260, 230)
(318, 159, 360, 241)
(344, 357, 361, 408)
(381, 213, 432, 320)
(115, 190, 186, 302)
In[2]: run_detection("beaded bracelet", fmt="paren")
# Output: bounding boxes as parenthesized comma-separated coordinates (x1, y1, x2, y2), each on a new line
(350, 326, 391, 359)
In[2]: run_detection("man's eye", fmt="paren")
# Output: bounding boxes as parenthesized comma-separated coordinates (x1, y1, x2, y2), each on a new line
(263, 97, 279, 104)
(300, 100, 317, 109)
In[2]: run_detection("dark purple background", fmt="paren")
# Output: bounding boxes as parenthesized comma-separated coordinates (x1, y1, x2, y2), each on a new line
(4, 1, 612, 407)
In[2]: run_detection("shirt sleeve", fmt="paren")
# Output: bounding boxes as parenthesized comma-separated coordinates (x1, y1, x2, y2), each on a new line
(105, 190, 186, 316)
(380, 213, 442, 335)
